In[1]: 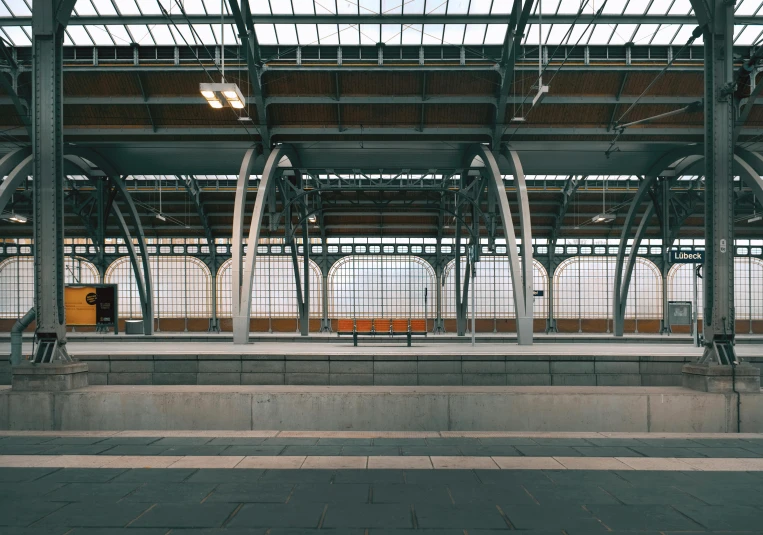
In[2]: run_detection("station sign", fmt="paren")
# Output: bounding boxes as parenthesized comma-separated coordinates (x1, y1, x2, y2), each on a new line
(669, 250, 704, 263)
(533, 290, 544, 297)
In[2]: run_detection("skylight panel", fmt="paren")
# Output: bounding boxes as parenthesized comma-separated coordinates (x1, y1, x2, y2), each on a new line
(668, 0, 693, 14)
(422, 24, 443, 44)
(491, 0, 510, 14)
(318, 23, 340, 44)
(447, 0, 470, 14)
(557, 0, 592, 14)
(128, 25, 152, 44)
(539, 0, 560, 14)
(401, 24, 423, 44)
(67, 25, 94, 45)
(315, 0, 337, 14)
(588, 24, 615, 45)
(405, 0, 426, 15)
(292, 0, 315, 14)
(426, 0, 447, 15)
(74, 0, 98, 16)
(736, 0, 763, 15)
(181, 0, 207, 15)
(211, 24, 239, 46)
(5, 0, 31, 17)
(735, 25, 763, 45)
(339, 23, 361, 44)
(89, 25, 116, 45)
(442, 23, 465, 45)
(204, 0, 224, 14)
(135, 0, 165, 15)
(522, 23, 549, 45)
(381, 23, 400, 44)
(608, 24, 636, 44)
(275, 23, 299, 44)
(646, 0, 670, 15)
(91, 0, 117, 15)
(650, 24, 680, 45)
(632, 24, 660, 44)
(469, 0, 492, 14)
(463, 23, 486, 44)
(567, 21, 593, 44)
(545, 23, 571, 44)
(64, 31, 74, 45)
(118, 0, 142, 16)
(359, 23, 380, 44)
(484, 24, 508, 45)
(250, 0, 272, 14)
(255, 23, 278, 44)
(337, 0, 359, 14)
(150, 24, 176, 45)
(170, 24, 196, 45)
(623, 0, 650, 15)
(296, 23, 319, 43)
(0, 3, 10, 17)
(382, 0, 404, 14)
(358, 0, 379, 15)
(270, 0, 293, 14)
(105, 25, 132, 45)
(602, 0, 629, 15)
(191, 24, 216, 44)
(671, 23, 702, 45)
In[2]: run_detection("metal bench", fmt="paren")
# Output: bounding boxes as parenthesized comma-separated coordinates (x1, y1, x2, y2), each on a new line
(337, 318, 428, 346)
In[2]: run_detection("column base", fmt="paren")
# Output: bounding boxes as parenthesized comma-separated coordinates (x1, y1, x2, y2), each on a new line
(516, 316, 533, 345)
(682, 363, 761, 393)
(12, 362, 89, 392)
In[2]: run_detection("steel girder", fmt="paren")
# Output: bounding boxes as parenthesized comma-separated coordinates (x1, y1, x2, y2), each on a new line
(464, 144, 533, 344)
(3, 13, 760, 26)
(228, 0, 270, 149)
(278, 174, 310, 336)
(493, 0, 534, 149)
(232, 144, 299, 344)
(0, 37, 31, 136)
(64, 149, 155, 335)
(612, 146, 763, 338)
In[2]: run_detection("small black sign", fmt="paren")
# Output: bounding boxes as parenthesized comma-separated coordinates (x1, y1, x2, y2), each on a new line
(533, 290, 544, 297)
(670, 250, 704, 263)
(96, 286, 116, 325)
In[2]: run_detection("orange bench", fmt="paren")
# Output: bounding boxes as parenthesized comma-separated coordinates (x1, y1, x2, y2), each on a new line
(337, 318, 428, 346)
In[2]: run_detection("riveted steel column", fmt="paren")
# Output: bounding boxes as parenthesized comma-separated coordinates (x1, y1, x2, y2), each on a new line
(700, 0, 736, 362)
(31, 0, 75, 361)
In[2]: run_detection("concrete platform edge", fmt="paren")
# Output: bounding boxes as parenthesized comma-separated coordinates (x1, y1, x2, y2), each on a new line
(0, 385, 760, 433)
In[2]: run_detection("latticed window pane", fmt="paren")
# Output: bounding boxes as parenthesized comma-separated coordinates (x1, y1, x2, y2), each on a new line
(217, 257, 321, 318)
(442, 257, 548, 319)
(554, 256, 662, 320)
(328, 256, 435, 318)
(104, 256, 212, 318)
(0, 257, 99, 319)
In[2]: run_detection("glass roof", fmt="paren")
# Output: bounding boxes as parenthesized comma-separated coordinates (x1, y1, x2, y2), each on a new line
(0, 0, 762, 48)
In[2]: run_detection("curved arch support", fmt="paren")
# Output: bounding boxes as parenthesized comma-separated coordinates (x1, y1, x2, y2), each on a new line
(0, 154, 33, 216)
(732, 148, 763, 206)
(464, 144, 532, 344)
(233, 144, 300, 344)
(64, 149, 154, 335)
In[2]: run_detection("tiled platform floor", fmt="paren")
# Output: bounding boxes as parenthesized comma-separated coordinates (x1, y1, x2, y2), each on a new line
(1, 432, 762, 534)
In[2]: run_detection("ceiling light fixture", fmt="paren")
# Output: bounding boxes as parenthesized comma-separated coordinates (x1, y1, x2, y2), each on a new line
(749, 214, 762, 223)
(592, 176, 615, 224)
(308, 214, 317, 224)
(200, 82, 246, 109)
(4, 213, 28, 223)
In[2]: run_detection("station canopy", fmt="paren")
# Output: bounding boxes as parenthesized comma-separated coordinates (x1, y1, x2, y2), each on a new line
(2, 0, 763, 48)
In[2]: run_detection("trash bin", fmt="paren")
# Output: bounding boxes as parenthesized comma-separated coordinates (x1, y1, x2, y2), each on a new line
(124, 320, 144, 334)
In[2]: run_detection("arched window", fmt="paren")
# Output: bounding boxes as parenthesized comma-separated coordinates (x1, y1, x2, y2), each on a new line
(217, 257, 322, 318)
(669, 257, 763, 320)
(442, 258, 548, 318)
(554, 256, 662, 319)
(328, 256, 435, 318)
(104, 256, 212, 318)
(0, 256, 99, 318)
